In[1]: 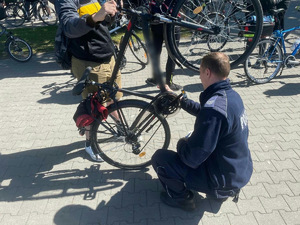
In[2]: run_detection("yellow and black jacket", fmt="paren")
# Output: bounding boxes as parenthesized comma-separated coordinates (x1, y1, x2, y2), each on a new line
(55, 0, 114, 63)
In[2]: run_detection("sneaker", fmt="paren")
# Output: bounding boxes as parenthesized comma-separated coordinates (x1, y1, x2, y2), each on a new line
(145, 78, 157, 86)
(168, 82, 182, 91)
(85, 142, 104, 162)
(160, 191, 196, 211)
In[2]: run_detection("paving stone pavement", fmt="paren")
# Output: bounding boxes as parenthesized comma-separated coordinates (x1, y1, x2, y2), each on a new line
(1, 2, 300, 225)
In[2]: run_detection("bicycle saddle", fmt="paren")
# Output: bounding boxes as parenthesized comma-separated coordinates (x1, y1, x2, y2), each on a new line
(270, 8, 285, 15)
(72, 67, 92, 96)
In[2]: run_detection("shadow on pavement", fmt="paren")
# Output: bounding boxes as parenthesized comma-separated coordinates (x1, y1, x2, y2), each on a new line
(0, 53, 71, 80)
(264, 82, 300, 97)
(53, 174, 225, 225)
(38, 77, 81, 105)
(0, 141, 125, 202)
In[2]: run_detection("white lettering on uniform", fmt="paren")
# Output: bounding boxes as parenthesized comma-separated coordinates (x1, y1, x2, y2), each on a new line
(240, 109, 248, 130)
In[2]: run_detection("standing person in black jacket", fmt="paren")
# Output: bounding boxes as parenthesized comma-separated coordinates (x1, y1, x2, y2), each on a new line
(151, 52, 253, 211)
(55, 0, 122, 162)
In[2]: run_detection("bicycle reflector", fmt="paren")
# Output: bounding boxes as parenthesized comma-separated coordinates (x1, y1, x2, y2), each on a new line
(139, 152, 146, 157)
(193, 4, 205, 14)
(242, 26, 254, 42)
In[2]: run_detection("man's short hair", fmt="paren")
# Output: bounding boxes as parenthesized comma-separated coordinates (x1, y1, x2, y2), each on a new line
(200, 52, 230, 78)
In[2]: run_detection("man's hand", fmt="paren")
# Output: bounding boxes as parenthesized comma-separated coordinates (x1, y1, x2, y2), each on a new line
(164, 84, 173, 92)
(92, 0, 118, 22)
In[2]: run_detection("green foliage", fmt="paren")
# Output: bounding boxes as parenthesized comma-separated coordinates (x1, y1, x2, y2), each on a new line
(0, 25, 144, 59)
(0, 25, 57, 59)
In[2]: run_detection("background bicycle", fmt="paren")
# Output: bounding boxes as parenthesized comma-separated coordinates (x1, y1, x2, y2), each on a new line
(164, 0, 263, 71)
(5, 0, 57, 27)
(2, 0, 26, 27)
(0, 23, 32, 61)
(244, 6, 300, 84)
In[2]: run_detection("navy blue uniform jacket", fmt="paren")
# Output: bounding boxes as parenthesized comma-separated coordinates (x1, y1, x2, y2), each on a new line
(178, 79, 253, 190)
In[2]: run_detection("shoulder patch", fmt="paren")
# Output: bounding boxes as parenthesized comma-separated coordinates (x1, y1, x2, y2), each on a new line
(204, 92, 228, 118)
(204, 96, 218, 108)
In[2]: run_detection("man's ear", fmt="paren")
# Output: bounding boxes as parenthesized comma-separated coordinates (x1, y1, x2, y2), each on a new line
(206, 68, 211, 78)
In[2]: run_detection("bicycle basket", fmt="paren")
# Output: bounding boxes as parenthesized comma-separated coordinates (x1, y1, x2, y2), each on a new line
(0, 6, 6, 21)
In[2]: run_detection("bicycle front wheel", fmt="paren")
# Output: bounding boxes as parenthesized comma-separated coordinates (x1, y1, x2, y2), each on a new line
(166, 0, 263, 71)
(128, 33, 149, 66)
(5, 4, 26, 27)
(7, 37, 33, 62)
(244, 39, 283, 84)
(38, 5, 57, 26)
(91, 100, 171, 170)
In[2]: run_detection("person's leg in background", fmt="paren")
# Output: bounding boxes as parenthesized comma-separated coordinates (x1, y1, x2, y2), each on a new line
(274, 0, 291, 30)
(165, 26, 182, 91)
(145, 23, 164, 86)
(24, 0, 30, 20)
(146, 24, 182, 90)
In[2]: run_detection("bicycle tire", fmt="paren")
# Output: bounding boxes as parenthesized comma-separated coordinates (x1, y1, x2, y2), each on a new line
(6, 37, 33, 62)
(166, 0, 263, 71)
(244, 39, 283, 84)
(38, 5, 57, 26)
(128, 33, 149, 65)
(91, 99, 171, 170)
(5, 4, 26, 27)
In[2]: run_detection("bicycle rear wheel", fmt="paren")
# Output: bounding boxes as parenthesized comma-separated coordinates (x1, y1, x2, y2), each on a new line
(5, 4, 25, 27)
(128, 33, 149, 65)
(166, 0, 263, 71)
(38, 5, 57, 26)
(6, 37, 33, 62)
(91, 100, 171, 170)
(244, 39, 283, 84)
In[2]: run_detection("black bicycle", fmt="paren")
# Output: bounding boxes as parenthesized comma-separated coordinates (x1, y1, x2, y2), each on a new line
(72, 0, 263, 170)
(0, 23, 32, 62)
(165, 0, 263, 71)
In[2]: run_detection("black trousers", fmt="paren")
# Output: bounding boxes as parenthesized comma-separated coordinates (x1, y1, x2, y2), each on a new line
(150, 24, 180, 84)
(151, 149, 212, 198)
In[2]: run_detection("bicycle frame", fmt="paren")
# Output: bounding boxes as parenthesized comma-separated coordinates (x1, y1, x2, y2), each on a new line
(110, 7, 217, 89)
(275, 26, 300, 56)
(0, 24, 14, 42)
(263, 26, 300, 65)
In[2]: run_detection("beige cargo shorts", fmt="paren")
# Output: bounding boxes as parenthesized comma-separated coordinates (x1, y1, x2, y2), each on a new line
(72, 56, 122, 100)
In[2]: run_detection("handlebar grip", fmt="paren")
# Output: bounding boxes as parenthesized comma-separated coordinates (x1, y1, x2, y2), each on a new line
(105, 14, 112, 23)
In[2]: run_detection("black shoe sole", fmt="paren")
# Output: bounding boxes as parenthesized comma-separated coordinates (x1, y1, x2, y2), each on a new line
(160, 192, 196, 211)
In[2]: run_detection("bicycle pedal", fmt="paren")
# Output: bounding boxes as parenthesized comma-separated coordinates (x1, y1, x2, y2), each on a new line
(288, 60, 300, 66)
